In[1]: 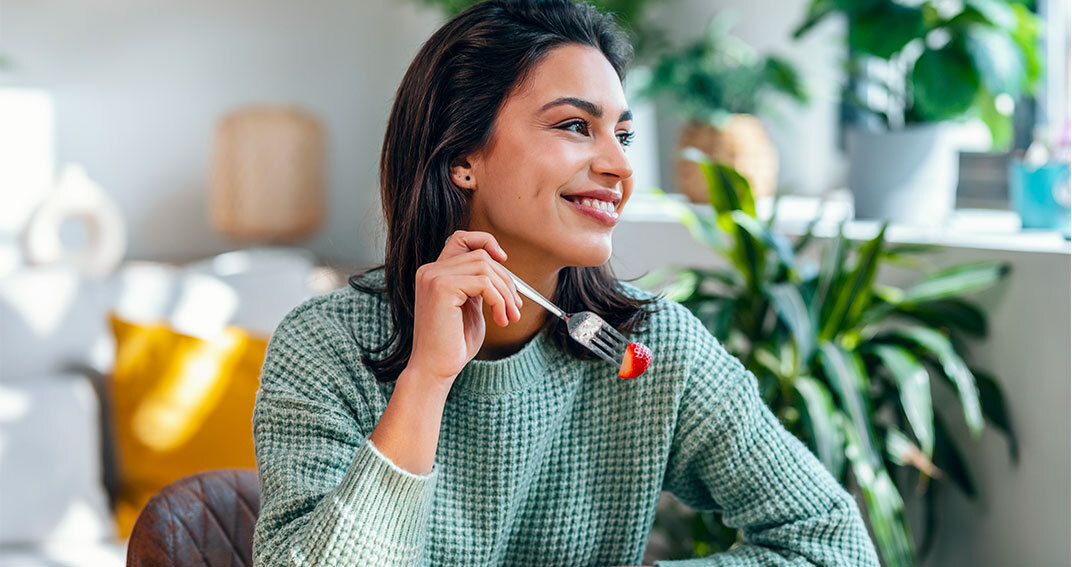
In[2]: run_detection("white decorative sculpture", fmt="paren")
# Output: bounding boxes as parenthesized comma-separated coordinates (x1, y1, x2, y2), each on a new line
(22, 164, 127, 279)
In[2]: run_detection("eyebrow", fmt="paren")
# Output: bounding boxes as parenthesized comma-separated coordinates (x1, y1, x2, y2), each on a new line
(539, 96, 633, 123)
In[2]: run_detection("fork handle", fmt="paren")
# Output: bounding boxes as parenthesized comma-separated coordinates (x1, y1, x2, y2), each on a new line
(503, 269, 568, 321)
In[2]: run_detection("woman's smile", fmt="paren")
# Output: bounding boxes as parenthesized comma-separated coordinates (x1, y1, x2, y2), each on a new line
(560, 193, 619, 227)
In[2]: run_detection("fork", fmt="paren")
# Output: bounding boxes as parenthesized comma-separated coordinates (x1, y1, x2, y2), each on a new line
(501, 266, 629, 369)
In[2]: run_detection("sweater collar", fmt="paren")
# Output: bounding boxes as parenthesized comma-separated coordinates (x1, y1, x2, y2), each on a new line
(450, 325, 561, 396)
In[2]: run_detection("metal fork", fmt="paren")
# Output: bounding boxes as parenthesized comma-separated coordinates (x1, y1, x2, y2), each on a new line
(502, 266, 629, 369)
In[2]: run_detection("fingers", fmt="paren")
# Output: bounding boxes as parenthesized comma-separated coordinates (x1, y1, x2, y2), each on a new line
(445, 274, 512, 327)
(439, 249, 522, 324)
(424, 247, 520, 327)
(439, 230, 508, 263)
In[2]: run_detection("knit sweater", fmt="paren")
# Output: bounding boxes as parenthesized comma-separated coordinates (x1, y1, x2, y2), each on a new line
(251, 267, 879, 566)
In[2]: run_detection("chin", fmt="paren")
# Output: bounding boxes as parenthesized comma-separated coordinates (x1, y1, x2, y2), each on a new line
(558, 240, 612, 267)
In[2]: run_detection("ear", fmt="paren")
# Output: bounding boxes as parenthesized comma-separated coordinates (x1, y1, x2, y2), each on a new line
(450, 157, 476, 190)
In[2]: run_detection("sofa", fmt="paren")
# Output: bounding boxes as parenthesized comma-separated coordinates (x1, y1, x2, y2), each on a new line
(0, 246, 348, 566)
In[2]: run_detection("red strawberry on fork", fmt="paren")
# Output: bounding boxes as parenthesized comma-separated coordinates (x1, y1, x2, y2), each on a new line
(618, 342, 653, 379)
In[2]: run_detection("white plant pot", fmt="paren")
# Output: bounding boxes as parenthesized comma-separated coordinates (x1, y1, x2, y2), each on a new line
(847, 123, 959, 226)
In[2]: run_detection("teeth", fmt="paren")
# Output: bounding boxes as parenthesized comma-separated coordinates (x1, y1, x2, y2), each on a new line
(576, 197, 616, 214)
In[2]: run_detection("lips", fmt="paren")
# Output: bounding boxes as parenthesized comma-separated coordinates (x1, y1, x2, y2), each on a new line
(561, 193, 619, 227)
(561, 188, 622, 206)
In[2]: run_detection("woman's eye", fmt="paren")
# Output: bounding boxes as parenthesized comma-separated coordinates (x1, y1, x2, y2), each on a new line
(561, 120, 590, 136)
(559, 120, 636, 147)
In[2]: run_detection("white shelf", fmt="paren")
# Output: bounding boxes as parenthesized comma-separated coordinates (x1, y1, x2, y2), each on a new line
(622, 191, 1072, 255)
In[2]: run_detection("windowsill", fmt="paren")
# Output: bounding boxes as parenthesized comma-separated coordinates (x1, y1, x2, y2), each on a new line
(621, 190, 1072, 255)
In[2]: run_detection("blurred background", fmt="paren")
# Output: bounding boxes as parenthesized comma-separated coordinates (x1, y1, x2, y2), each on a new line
(0, 0, 1068, 566)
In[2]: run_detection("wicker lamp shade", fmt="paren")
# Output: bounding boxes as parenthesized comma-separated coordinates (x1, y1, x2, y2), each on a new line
(210, 105, 325, 243)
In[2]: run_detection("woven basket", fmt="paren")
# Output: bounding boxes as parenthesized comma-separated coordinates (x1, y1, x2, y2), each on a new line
(675, 114, 778, 203)
(210, 105, 325, 243)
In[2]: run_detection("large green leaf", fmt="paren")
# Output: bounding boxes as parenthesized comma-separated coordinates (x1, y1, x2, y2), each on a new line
(872, 344, 935, 457)
(793, 375, 846, 479)
(849, 3, 925, 59)
(647, 188, 727, 252)
(962, 0, 1017, 29)
(890, 326, 984, 438)
(964, 23, 1027, 96)
(661, 269, 703, 302)
(910, 45, 980, 120)
(811, 224, 847, 330)
(818, 342, 881, 464)
(972, 367, 1019, 462)
(769, 283, 815, 368)
(896, 298, 989, 338)
(902, 261, 1009, 303)
(838, 412, 915, 567)
(792, 0, 837, 38)
(680, 147, 756, 218)
(731, 210, 797, 276)
(820, 224, 887, 341)
(933, 412, 977, 497)
(1010, 3, 1043, 91)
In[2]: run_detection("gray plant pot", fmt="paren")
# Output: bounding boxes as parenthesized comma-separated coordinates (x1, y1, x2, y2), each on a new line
(847, 123, 959, 226)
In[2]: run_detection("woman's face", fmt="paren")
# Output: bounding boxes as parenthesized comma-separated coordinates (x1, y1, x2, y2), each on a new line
(459, 43, 635, 270)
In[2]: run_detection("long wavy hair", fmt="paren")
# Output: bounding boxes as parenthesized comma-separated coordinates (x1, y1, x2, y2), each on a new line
(349, 0, 659, 383)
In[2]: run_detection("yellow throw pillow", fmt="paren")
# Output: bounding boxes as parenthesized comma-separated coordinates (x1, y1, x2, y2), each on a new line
(107, 311, 268, 538)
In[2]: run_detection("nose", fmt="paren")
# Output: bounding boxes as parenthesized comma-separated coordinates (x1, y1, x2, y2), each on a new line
(593, 131, 633, 183)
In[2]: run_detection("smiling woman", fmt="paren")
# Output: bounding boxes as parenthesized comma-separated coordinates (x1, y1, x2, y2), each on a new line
(250, 1, 879, 566)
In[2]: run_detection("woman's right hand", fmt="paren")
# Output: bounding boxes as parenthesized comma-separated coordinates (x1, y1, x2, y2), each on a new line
(407, 230, 524, 388)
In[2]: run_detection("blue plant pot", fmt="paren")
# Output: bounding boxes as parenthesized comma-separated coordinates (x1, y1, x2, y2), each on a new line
(1008, 160, 1071, 235)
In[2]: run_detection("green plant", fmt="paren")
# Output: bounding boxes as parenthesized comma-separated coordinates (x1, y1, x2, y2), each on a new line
(405, 0, 672, 63)
(792, 0, 1043, 148)
(633, 13, 808, 127)
(637, 148, 1017, 567)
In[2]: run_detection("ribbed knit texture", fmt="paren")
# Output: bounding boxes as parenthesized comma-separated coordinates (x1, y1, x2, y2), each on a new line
(251, 267, 879, 566)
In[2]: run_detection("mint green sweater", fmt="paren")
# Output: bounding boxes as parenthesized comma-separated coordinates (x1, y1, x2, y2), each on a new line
(251, 268, 879, 566)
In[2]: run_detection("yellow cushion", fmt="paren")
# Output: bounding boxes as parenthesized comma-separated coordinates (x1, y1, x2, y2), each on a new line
(107, 311, 268, 538)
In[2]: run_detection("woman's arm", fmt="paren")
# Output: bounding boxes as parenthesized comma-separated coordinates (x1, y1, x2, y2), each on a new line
(654, 318, 880, 566)
(252, 307, 441, 567)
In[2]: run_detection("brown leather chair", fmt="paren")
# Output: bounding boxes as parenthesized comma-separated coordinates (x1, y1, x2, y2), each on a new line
(127, 468, 261, 567)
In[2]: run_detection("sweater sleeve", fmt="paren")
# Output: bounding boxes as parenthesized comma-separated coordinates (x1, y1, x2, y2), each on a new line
(654, 315, 879, 566)
(251, 306, 438, 567)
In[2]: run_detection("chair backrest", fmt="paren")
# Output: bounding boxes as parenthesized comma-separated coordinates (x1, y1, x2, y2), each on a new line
(127, 468, 261, 567)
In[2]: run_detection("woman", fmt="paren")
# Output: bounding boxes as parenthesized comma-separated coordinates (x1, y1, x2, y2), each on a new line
(251, 1, 879, 565)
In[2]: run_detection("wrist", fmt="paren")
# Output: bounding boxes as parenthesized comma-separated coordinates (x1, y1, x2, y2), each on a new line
(398, 364, 455, 397)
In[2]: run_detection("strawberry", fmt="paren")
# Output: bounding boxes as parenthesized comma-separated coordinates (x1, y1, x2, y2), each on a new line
(618, 342, 653, 379)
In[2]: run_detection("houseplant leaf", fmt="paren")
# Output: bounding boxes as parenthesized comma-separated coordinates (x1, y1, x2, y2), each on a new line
(870, 344, 935, 456)
(769, 283, 815, 368)
(901, 261, 1009, 303)
(972, 367, 1019, 462)
(819, 224, 887, 341)
(910, 45, 980, 120)
(839, 412, 915, 567)
(963, 23, 1026, 96)
(818, 342, 881, 464)
(888, 326, 984, 438)
(792, 375, 846, 479)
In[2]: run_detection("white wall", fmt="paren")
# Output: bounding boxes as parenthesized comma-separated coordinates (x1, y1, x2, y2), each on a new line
(0, 0, 845, 269)
(0, 0, 445, 267)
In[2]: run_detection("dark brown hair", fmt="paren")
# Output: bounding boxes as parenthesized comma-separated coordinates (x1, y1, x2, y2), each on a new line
(349, 0, 658, 383)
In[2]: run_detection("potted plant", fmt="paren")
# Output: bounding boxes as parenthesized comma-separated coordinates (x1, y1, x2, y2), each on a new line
(638, 149, 1016, 567)
(792, 0, 1043, 225)
(631, 13, 808, 203)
